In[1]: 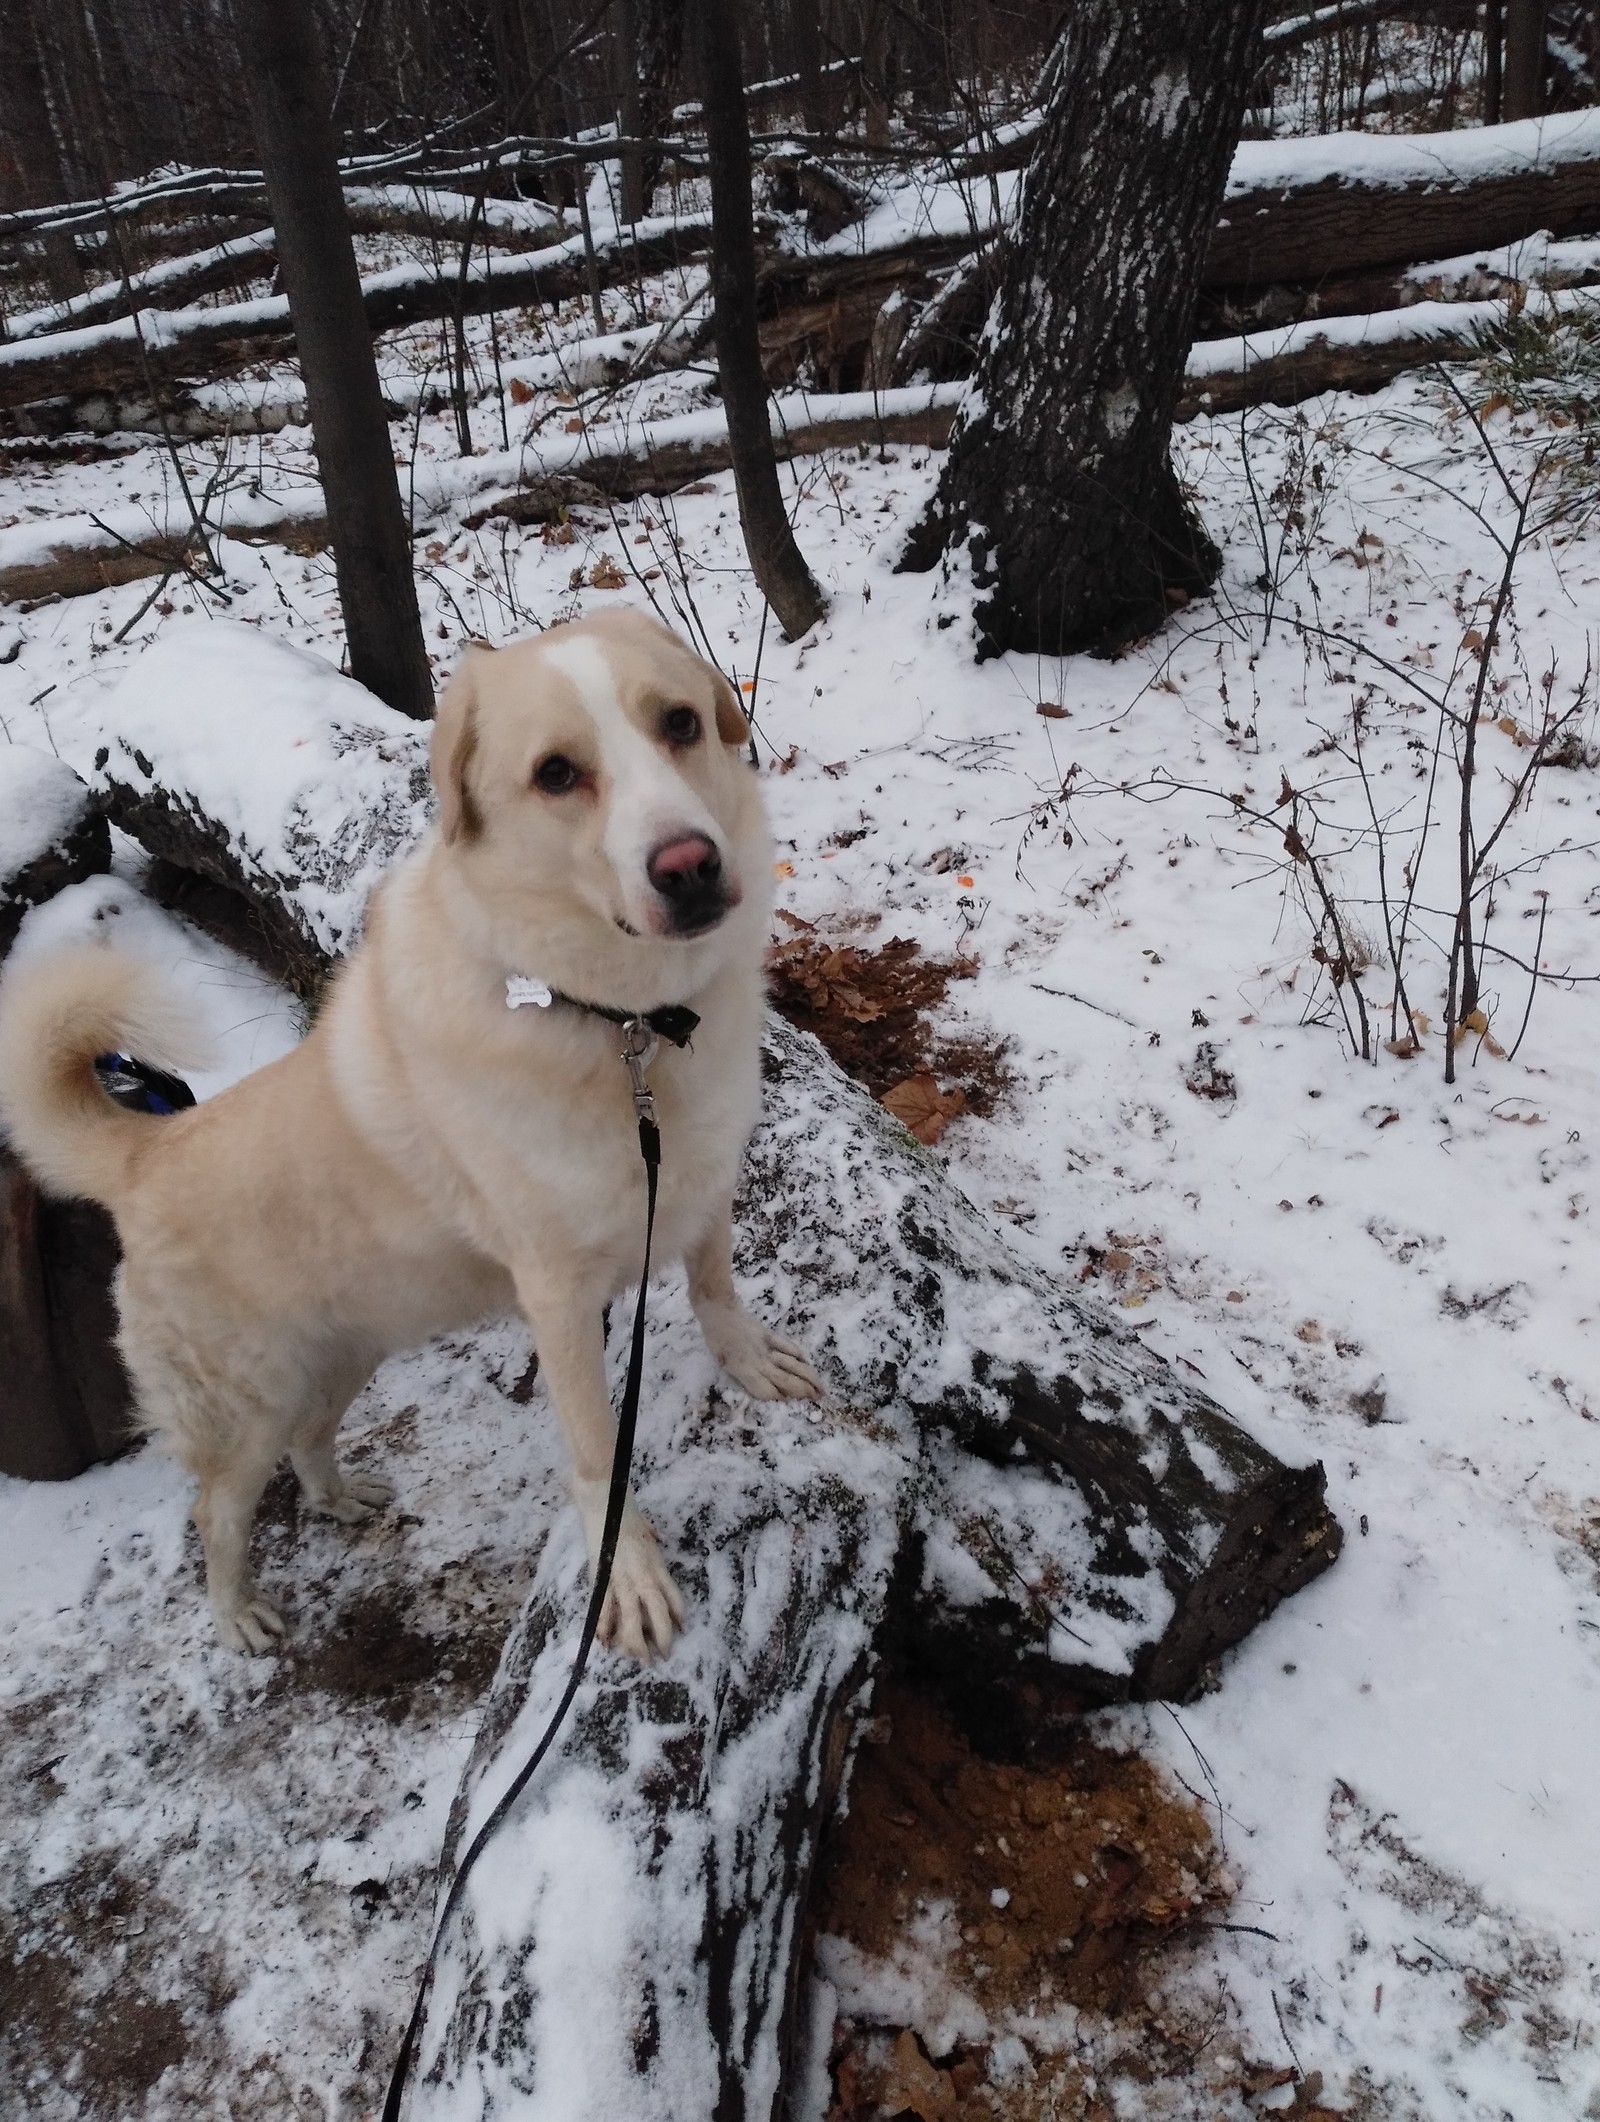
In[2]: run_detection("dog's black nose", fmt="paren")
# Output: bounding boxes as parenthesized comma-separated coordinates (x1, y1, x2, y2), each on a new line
(647, 834, 726, 930)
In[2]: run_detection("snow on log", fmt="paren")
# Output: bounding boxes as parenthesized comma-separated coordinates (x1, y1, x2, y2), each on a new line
(7, 115, 1600, 422)
(1211, 108, 1600, 287)
(0, 742, 109, 957)
(400, 1012, 1340, 2118)
(3, 230, 279, 344)
(459, 385, 968, 528)
(1176, 284, 1600, 420)
(0, 212, 727, 416)
(52, 622, 431, 997)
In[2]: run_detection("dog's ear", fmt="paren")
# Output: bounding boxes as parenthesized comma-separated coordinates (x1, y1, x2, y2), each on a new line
(431, 647, 490, 844)
(713, 669, 750, 746)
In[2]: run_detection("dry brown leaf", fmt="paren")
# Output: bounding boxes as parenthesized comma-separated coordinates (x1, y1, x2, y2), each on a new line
(1036, 701, 1069, 719)
(883, 2029, 958, 2122)
(508, 376, 535, 405)
(589, 555, 627, 589)
(882, 1074, 966, 1145)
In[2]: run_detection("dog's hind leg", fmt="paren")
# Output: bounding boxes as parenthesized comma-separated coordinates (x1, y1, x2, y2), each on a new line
(290, 1353, 393, 1524)
(190, 1423, 291, 1653)
(120, 1297, 293, 1653)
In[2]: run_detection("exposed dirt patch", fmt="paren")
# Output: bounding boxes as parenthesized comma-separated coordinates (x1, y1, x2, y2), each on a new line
(0, 1860, 195, 2113)
(766, 921, 1011, 1136)
(274, 1586, 504, 1719)
(810, 1683, 1241, 2119)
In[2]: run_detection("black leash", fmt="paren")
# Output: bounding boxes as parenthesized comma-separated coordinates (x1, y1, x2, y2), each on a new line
(381, 1005, 690, 2122)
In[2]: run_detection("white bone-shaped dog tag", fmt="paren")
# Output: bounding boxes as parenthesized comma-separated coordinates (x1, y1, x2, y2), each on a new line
(505, 975, 554, 1010)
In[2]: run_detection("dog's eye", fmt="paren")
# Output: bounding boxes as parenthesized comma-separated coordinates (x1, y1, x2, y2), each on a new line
(663, 706, 701, 746)
(533, 754, 581, 794)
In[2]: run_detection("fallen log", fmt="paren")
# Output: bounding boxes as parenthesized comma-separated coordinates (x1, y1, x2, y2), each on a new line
(397, 1009, 1339, 2118)
(3, 194, 568, 348)
(11, 115, 1600, 428)
(0, 212, 728, 416)
(1210, 108, 1600, 287)
(461, 386, 965, 528)
(1176, 284, 1600, 418)
(4, 229, 279, 344)
(49, 625, 1339, 2116)
(0, 741, 110, 957)
(54, 622, 432, 997)
(16, 267, 1588, 610)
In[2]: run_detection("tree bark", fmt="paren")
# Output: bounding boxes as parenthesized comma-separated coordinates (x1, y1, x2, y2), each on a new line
(900, 0, 1271, 659)
(1502, 0, 1549, 117)
(0, 748, 127, 1485)
(694, 0, 828, 641)
(623, 0, 686, 211)
(233, 0, 434, 720)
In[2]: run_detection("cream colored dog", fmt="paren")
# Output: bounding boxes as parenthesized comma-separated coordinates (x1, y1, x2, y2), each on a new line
(0, 609, 819, 1659)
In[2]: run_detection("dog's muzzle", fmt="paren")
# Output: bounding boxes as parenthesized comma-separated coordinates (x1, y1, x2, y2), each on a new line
(646, 833, 732, 935)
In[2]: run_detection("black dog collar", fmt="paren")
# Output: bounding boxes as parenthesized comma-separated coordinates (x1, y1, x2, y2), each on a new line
(504, 975, 699, 1049)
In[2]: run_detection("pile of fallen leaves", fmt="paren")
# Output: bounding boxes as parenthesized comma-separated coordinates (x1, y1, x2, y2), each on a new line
(766, 918, 1007, 1144)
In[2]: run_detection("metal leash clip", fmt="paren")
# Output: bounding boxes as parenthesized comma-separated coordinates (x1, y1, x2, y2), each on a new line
(620, 1017, 660, 1123)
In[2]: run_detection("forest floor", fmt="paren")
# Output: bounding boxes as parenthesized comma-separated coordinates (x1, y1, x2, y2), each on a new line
(3, 241, 1600, 2121)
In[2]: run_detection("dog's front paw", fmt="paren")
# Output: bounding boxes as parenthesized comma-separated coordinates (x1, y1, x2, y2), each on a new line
(702, 1303, 822, 1402)
(574, 1481, 685, 1661)
(213, 1589, 286, 1654)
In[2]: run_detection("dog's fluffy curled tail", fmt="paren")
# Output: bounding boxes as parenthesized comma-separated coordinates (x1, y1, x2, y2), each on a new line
(0, 949, 213, 1207)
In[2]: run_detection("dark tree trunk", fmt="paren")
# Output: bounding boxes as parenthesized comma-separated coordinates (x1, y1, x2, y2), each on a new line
(0, 1, 88, 298)
(1502, 0, 1549, 115)
(900, 0, 1270, 660)
(793, 0, 832, 133)
(634, 0, 687, 201)
(694, 0, 827, 641)
(233, 0, 434, 720)
(1485, 0, 1505, 120)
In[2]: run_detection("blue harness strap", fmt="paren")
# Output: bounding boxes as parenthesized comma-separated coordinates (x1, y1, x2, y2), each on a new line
(94, 1054, 197, 1117)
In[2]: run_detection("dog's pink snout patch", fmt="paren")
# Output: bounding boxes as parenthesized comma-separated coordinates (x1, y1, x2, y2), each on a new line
(648, 834, 721, 890)
(646, 833, 728, 933)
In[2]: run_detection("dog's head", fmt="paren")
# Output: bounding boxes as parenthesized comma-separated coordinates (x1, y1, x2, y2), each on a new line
(430, 610, 762, 972)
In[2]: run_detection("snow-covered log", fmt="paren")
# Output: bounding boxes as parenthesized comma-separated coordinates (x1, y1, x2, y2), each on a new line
(401, 1012, 1340, 2118)
(0, 213, 728, 417)
(56, 623, 431, 998)
(2, 230, 279, 345)
(1209, 108, 1600, 287)
(0, 743, 109, 957)
(1176, 284, 1600, 420)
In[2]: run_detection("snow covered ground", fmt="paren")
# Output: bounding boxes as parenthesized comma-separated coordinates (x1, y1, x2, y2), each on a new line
(3, 285, 1600, 2118)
